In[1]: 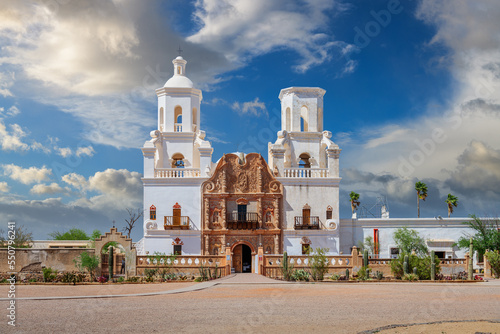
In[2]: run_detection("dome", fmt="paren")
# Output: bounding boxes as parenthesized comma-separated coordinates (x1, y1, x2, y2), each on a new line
(164, 75, 193, 88)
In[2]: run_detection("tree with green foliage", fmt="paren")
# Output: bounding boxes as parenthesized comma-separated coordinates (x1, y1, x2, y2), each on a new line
(391, 227, 438, 279)
(393, 226, 428, 256)
(357, 236, 378, 255)
(307, 247, 329, 281)
(445, 194, 458, 218)
(485, 251, 500, 278)
(0, 225, 33, 248)
(457, 215, 500, 261)
(349, 191, 360, 215)
(415, 181, 428, 218)
(50, 228, 89, 240)
(73, 251, 100, 281)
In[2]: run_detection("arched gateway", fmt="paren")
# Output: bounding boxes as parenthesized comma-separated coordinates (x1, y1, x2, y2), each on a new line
(202, 153, 283, 273)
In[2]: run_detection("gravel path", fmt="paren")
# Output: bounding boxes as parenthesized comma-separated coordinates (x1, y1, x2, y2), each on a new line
(0, 276, 498, 333)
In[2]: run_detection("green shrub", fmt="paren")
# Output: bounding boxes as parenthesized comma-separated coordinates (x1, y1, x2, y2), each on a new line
(126, 276, 140, 283)
(485, 250, 500, 278)
(73, 251, 100, 281)
(330, 273, 341, 281)
(376, 271, 384, 280)
(291, 269, 310, 281)
(42, 267, 56, 282)
(307, 247, 329, 281)
(357, 266, 369, 280)
(144, 268, 158, 282)
(402, 273, 419, 281)
(280, 252, 294, 281)
(391, 253, 440, 280)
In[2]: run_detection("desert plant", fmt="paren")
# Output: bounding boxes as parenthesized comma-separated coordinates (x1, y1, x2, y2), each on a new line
(485, 250, 500, 278)
(42, 267, 56, 282)
(307, 247, 329, 281)
(357, 266, 369, 280)
(403, 255, 409, 275)
(292, 269, 310, 281)
(391, 252, 440, 280)
(108, 246, 114, 280)
(97, 276, 107, 283)
(445, 194, 458, 218)
(457, 215, 500, 262)
(468, 238, 474, 280)
(430, 250, 436, 281)
(346, 268, 349, 279)
(402, 273, 418, 281)
(330, 273, 341, 281)
(144, 268, 158, 282)
(376, 271, 384, 280)
(363, 249, 369, 267)
(350, 191, 360, 215)
(280, 252, 294, 281)
(73, 251, 100, 281)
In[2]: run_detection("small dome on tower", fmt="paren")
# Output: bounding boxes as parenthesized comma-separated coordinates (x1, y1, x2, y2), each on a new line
(164, 55, 194, 88)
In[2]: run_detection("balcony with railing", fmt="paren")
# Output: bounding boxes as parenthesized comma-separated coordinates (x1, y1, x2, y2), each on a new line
(174, 123, 182, 132)
(155, 168, 201, 178)
(283, 168, 329, 178)
(294, 216, 320, 229)
(226, 212, 259, 230)
(164, 216, 190, 230)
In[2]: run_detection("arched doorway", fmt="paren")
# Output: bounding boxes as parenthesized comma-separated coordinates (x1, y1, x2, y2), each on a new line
(232, 244, 252, 273)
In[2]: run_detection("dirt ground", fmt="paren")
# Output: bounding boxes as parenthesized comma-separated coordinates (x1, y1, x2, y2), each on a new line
(0, 276, 498, 333)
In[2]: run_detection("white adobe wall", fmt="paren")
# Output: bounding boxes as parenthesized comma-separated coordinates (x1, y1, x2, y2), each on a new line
(284, 230, 340, 255)
(142, 231, 201, 255)
(340, 218, 475, 258)
(279, 180, 340, 230)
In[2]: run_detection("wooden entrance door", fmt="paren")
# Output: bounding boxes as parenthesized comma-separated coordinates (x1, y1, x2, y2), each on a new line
(233, 245, 243, 273)
(303, 208, 311, 225)
(173, 208, 181, 226)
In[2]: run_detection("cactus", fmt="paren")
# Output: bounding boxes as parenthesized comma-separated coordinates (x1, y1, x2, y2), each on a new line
(281, 251, 293, 281)
(345, 268, 349, 279)
(363, 250, 369, 268)
(431, 250, 436, 281)
(468, 237, 474, 280)
(413, 267, 417, 275)
(108, 246, 114, 281)
(403, 254, 409, 275)
(366, 268, 371, 279)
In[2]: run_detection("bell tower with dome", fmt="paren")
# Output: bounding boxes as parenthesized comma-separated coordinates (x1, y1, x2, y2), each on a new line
(140, 55, 213, 256)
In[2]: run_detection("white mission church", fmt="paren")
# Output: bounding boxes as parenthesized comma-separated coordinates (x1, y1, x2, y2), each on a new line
(135, 56, 474, 272)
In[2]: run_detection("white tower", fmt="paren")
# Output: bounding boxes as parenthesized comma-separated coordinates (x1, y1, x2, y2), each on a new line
(140, 56, 213, 256)
(269, 87, 342, 255)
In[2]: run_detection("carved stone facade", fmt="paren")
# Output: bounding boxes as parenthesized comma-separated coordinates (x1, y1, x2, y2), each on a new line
(202, 153, 283, 255)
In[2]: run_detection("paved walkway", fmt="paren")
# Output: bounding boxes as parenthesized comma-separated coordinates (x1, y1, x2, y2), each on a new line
(0, 274, 287, 301)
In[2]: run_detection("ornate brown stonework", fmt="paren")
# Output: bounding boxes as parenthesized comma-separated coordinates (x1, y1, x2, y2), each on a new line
(201, 153, 283, 255)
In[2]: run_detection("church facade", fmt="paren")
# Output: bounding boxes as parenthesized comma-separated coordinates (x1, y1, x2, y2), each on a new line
(137, 56, 474, 271)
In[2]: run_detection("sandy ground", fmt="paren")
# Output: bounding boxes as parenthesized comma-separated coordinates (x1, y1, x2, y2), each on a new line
(0, 275, 498, 333)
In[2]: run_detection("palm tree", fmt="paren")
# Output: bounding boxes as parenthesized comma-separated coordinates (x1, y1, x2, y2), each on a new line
(349, 191, 360, 215)
(415, 181, 428, 218)
(445, 194, 458, 217)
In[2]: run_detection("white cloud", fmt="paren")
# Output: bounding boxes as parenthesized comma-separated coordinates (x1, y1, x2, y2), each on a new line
(0, 181, 9, 193)
(188, 0, 352, 73)
(3, 164, 52, 185)
(30, 182, 65, 195)
(62, 173, 88, 191)
(0, 119, 29, 151)
(75, 146, 95, 157)
(0, 106, 20, 118)
(231, 98, 268, 117)
(56, 147, 72, 158)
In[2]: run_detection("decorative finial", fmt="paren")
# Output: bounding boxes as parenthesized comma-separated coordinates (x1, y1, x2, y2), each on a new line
(112, 220, 115, 228)
(177, 45, 183, 56)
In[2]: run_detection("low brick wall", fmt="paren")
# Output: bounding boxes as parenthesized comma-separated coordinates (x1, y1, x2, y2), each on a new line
(0, 248, 95, 273)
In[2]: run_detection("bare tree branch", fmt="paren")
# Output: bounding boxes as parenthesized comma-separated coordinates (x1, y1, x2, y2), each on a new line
(122, 208, 143, 239)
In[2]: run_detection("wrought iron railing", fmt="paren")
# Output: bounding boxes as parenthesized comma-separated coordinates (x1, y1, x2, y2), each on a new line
(294, 216, 320, 229)
(164, 216, 190, 230)
(226, 212, 259, 230)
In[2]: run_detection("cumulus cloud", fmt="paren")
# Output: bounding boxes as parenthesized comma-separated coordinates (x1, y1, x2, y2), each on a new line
(30, 183, 65, 195)
(0, 105, 20, 118)
(0, 119, 29, 151)
(56, 147, 72, 158)
(231, 98, 268, 117)
(188, 0, 352, 73)
(75, 146, 95, 157)
(0, 181, 9, 193)
(445, 140, 500, 195)
(2, 164, 52, 185)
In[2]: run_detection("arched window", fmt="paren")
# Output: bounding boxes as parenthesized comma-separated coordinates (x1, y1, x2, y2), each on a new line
(326, 205, 333, 220)
(192, 108, 197, 132)
(172, 153, 185, 168)
(177, 66, 181, 75)
(159, 107, 164, 131)
(300, 106, 309, 132)
(299, 153, 311, 168)
(150, 205, 156, 220)
(285, 107, 291, 131)
(174, 106, 182, 132)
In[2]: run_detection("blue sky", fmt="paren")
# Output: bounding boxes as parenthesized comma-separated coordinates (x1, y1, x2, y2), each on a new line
(1, 0, 500, 241)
